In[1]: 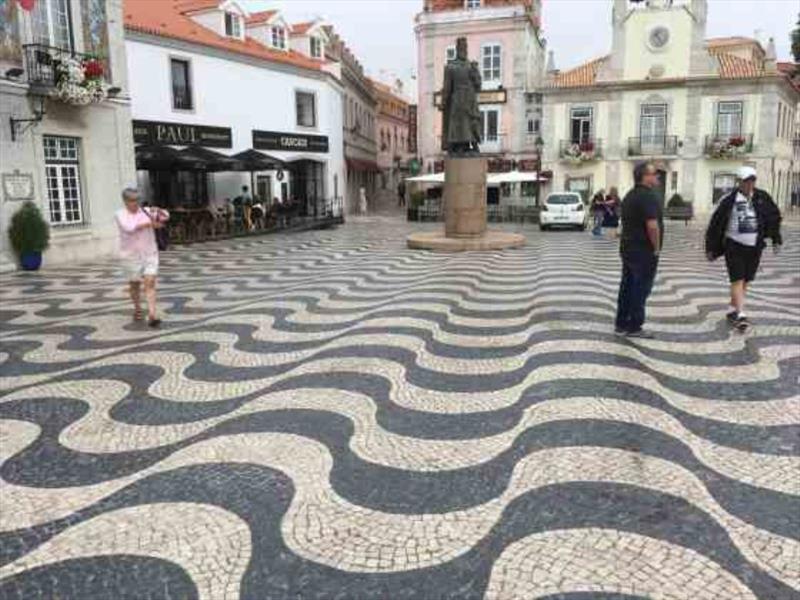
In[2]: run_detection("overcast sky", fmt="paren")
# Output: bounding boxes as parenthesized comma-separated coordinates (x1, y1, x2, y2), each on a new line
(248, 0, 797, 87)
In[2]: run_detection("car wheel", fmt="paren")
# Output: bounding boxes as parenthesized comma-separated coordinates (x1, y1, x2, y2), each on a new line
(579, 223, 587, 231)
(539, 224, 547, 231)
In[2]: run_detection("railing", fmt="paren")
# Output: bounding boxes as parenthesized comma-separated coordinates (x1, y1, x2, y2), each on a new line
(559, 138, 603, 162)
(704, 133, 753, 158)
(22, 43, 108, 88)
(628, 135, 679, 157)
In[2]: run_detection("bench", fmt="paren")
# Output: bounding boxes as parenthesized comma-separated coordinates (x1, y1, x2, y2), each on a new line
(665, 204, 694, 224)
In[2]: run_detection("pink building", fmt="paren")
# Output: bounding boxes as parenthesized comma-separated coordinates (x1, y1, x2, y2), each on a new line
(415, 0, 545, 174)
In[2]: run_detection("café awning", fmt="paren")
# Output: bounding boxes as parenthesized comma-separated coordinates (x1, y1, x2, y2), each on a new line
(487, 170, 550, 184)
(405, 172, 445, 184)
(231, 148, 285, 171)
(135, 144, 207, 171)
(179, 145, 244, 172)
(346, 158, 380, 172)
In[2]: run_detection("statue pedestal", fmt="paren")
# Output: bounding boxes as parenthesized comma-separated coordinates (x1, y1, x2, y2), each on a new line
(407, 156, 525, 252)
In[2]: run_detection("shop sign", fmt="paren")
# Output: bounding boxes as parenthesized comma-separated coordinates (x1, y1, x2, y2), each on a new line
(253, 130, 329, 153)
(488, 159, 513, 173)
(433, 88, 507, 108)
(132, 120, 232, 148)
(517, 160, 538, 172)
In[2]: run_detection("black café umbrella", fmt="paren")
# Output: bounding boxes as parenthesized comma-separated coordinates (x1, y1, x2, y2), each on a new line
(231, 149, 285, 199)
(178, 145, 244, 172)
(135, 144, 207, 171)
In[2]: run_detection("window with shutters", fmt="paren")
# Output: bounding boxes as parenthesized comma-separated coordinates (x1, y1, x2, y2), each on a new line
(43, 136, 84, 225)
(310, 37, 322, 58)
(272, 27, 286, 49)
(224, 12, 242, 38)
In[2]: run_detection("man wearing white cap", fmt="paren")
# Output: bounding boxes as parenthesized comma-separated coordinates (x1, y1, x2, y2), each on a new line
(705, 166, 783, 331)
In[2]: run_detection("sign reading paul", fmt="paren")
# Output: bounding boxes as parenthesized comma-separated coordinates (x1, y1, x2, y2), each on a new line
(133, 120, 232, 148)
(252, 130, 329, 153)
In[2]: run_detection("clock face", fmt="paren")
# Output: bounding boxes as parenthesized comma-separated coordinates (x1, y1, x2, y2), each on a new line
(649, 26, 670, 49)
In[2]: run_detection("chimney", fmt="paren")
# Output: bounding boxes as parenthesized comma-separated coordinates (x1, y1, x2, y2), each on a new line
(546, 50, 556, 73)
(764, 37, 777, 73)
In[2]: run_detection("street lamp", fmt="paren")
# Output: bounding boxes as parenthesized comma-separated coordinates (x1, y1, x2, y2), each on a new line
(534, 136, 544, 206)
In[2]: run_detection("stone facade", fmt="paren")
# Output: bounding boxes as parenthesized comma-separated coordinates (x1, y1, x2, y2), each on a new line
(0, 0, 135, 272)
(542, 0, 799, 213)
(325, 27, 378, 215)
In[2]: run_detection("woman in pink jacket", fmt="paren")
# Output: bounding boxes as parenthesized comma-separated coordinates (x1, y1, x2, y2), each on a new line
(115, 187, 169, 327)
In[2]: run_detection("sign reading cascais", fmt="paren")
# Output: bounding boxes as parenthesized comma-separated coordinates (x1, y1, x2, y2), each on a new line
(252, 130, 329, 153)
(133, 120, 232, 148)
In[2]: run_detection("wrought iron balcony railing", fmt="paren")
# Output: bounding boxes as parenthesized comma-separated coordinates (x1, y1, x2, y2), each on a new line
(22, 43, 108, 89)
(627, 135, 679, 157)
(704, 133, 754, 158)
(559, 138, 603, 161)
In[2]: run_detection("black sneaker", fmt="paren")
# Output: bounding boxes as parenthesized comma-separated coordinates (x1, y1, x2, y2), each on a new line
(626, 329, 655, 339)
(726, 310, 739, 324)
(614, 327, 627, 336)
(734, 316, 750, 332)
(148, 318, 162, 328)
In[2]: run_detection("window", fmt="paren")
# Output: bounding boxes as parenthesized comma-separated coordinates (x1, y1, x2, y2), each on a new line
(170, 58, 192, 110)
(480, 108, 499, 143)
(32, 0, 71, 49)
(43, 136, 83, 225)
(716, 101, 742, 137)
(224, 12, 242, 38)
(640, 103, 667, 146)
(272, 26, 286, 49)
(570, 107, 593, 143)
(466, 0, 481, 7)
(296, 91, 316, 127)
(671, 171, 678, 191)
(527, 118, 540, 135)
(446, 46, 456, 62)
(712, 173, 736, 204)
(481, 44, 501, 82)
(310, 37, 322, 59)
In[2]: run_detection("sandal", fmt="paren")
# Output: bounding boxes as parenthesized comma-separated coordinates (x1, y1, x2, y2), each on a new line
(133, 307, 144, 321)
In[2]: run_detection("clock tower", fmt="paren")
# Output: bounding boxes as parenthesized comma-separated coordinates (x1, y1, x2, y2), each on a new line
(597, 0, 715, 82)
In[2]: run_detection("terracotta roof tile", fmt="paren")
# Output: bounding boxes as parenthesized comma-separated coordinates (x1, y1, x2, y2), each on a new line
(124, 0, 324, 72)
(706, 36, 758, 48)
(246, 10, 277, 26)
(711, 51, 763, 79)
(174, 0, 220, 15)
(551, 56, 606, 88)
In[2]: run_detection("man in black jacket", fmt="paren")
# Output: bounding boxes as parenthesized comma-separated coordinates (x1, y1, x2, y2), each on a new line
(705, 166, 782, 330)
(615, 161, 663, 339)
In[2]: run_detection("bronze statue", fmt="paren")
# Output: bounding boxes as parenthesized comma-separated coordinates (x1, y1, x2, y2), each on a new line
(441, 37, 481, 154)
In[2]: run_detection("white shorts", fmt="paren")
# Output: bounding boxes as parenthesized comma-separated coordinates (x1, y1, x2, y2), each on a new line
(123, 254, 159, 281)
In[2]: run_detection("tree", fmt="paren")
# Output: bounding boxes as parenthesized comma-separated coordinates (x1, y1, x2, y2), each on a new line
(792, 12, 800, 64)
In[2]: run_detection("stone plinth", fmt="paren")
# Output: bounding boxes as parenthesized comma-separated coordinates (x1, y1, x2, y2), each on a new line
(407, 156, 525, 252)
(444, 157, 487, 238)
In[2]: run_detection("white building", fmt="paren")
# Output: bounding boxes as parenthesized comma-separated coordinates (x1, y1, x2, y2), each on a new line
(124, 0, 345, 214)
(542, 0, 799, 213)
(0, 0, 135, 271)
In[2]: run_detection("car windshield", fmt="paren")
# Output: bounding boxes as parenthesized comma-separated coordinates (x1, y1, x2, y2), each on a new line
(546, 195, 581, 205)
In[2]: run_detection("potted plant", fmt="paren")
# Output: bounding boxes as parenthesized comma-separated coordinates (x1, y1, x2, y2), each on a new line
(8, 201, 50, 271)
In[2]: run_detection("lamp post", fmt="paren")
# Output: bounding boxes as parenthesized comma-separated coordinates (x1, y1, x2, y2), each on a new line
(534, 136, 545, 206)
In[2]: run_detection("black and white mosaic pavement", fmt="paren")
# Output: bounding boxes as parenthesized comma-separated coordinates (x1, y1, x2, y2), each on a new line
(0, 216, 798, 600)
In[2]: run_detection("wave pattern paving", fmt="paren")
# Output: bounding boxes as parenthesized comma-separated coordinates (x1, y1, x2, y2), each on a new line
(1, 217, 799, 600)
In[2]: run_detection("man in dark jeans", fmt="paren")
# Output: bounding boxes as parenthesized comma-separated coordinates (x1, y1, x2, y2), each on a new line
(615, 161, 663, 339)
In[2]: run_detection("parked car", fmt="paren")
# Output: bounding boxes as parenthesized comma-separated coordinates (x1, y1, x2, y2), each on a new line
(539, 192, 588, 231)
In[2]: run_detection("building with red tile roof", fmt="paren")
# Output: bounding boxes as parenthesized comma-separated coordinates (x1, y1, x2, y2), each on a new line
(541, 0, 798, 214)
(124, 0, 347, 215)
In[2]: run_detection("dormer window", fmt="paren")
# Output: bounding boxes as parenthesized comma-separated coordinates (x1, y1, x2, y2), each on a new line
(272, 26, 286, 49)
(465, 0, 481, 8)
(310, 36, 322, 59)
(224, 12, 242, 38)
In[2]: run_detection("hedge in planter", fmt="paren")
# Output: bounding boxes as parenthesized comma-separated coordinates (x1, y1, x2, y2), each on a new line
(8, 201, 50, 270)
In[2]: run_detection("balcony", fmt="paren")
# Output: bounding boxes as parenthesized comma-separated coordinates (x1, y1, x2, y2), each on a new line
(559, 139, 603, 163)
(704, 134, 753, 159)
(22, 44, 108, 91)
(628, 135, 679, 157)
(434, 133, 507, 154)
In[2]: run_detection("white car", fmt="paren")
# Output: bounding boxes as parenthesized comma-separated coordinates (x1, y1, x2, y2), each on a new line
(539, 192, 589, 231)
